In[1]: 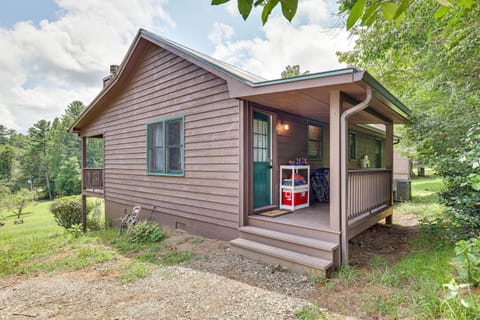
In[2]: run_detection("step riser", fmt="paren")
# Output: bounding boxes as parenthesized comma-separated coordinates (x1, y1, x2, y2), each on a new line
(239, 231, 333, 260)
(248, 218, 340, 243)
(231, 245, 327, 277)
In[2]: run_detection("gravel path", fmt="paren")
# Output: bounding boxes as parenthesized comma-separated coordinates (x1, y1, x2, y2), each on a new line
(0, 249, 318, 320)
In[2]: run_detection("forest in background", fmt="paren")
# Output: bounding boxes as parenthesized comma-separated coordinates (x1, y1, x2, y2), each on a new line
(0, 101, 102, 200)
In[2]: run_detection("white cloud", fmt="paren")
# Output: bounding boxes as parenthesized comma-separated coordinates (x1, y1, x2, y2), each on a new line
(296, 0, 331, 25)
(223, 1, 238, 17)
(208, 22, 235, 45)
(209, 16, 353, 80)
(0, 0, 174, 132)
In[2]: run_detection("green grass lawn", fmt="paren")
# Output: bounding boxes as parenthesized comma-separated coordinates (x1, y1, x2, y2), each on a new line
(0, 201, 116, 277)
(395, 175, 445, 219)
(0, 200, 195, 281)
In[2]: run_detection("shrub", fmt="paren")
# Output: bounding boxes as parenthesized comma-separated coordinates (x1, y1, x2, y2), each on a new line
(127, 221, 165, 243)
(437, 124, 480, 239)
(87, 198, 104, 231)
(50, 196, 82, 229)
(452, 238, 480, 287)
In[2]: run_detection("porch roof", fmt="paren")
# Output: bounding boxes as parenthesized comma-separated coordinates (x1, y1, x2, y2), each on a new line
(69, 29, 410, 133)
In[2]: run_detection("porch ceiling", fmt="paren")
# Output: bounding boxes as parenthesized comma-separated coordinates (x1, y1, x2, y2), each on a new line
(242, 81, 408, 125)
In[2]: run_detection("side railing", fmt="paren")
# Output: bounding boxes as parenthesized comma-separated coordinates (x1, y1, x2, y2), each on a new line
(347, 169, 392, 221)
(82, 168, 104, 192)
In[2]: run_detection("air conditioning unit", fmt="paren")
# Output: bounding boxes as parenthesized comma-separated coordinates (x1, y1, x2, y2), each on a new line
(394, 179, 411, 202)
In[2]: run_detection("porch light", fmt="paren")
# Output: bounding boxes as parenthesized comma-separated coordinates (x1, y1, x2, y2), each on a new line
(281, 121, 290, 131)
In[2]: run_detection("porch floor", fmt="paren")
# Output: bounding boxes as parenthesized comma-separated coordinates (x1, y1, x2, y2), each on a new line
(250, 203, 330, 230)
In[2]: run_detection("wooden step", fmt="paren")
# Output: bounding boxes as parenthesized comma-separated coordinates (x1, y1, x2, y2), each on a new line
(230, 238, 332, 277)
(239, 226, 338, 260)
(248, 216, 340, 242)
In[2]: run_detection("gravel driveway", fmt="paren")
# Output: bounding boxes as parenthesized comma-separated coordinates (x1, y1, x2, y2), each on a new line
(0, 235, 321, 320)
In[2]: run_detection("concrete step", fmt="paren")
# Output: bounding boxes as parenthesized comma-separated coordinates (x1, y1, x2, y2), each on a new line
(230, 238, 332, 276)
(239, 226, 338, 260)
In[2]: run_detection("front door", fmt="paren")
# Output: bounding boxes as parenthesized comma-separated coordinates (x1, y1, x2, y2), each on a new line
(253, 112, 271, 208)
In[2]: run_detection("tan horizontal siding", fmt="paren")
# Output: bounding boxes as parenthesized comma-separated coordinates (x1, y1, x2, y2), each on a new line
(82, 42, 240, 226)
(107, 177, 239, 196)
(106, 189, 238, 216)
(106, 175, 239, 189)
(107, 197, 238, 229)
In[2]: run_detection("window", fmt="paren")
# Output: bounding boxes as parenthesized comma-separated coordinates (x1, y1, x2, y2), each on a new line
(308, 121, 324, 159)
(349, 132, 357, 160)
(147, 117, 184, 175)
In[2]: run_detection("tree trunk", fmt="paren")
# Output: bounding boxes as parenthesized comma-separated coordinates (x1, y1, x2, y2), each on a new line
(45, 168, 52, 200)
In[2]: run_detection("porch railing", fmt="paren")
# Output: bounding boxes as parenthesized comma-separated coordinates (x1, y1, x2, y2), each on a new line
(347, 169, 392, 221)
(82, 168, 104, 192)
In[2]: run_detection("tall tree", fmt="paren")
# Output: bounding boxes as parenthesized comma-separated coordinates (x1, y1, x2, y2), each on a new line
(281, 65, 310, 78)
(46, 101, 85, 196)
(338, 1, 480, 235)
(24, 119, 52, 199)
(0, 145, 15, 182)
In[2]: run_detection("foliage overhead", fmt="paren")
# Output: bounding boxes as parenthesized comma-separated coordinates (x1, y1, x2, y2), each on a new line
(212, 0, 298, 25)
(211, 0, 474, 28)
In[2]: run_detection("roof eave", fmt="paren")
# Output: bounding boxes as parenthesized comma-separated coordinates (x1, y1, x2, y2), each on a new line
(360, 71, 412, 121)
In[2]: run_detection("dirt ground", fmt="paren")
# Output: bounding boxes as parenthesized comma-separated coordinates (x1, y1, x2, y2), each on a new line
(0, 214, 419, 319)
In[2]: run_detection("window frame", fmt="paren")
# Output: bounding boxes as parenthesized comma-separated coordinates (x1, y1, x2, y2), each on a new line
(349, 131, 357, 160)
(307, 120, 325, 160)
(146, 116, 184, 176)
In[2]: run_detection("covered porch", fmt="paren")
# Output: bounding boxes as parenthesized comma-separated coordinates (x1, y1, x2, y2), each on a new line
(232, 70, 409, 275)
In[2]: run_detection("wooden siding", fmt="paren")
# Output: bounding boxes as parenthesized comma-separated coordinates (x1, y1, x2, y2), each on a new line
(81, 42, 240, 230)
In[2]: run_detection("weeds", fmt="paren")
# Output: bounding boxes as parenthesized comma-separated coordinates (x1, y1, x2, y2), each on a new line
(161, 250, 196, 265)
(337, 265, 359, 287)
(118, 261, 152, 283)
(294, 305, 327, 320)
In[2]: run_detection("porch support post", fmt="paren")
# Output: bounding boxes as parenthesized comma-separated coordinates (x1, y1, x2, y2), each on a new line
(329, 90, 342, 233)
(81, 195, 87, 233)
(81, 136, 86, 190)
(385, 121, 394, 225)
(340, 86, 373, 265)
(81, 136, 87, 233)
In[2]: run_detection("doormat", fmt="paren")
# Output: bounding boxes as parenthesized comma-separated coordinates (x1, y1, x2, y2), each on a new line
(259, 209, 290, 217)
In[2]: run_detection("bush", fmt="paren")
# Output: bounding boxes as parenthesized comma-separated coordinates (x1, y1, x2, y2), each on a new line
(87, 198, 104, 231)
(436, 124, 480, 239)
(50, 196, 82, 229)
(127, 221, 165, 243)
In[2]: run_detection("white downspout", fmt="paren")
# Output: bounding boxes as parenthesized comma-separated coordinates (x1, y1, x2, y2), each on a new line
(340, 85, 373, 265)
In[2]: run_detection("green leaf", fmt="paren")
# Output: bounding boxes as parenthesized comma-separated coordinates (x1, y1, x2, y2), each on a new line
(394, 0, 410, 20)
(360, 3, 381, 26)
(211, 0, 230, 5)
(434, 5, 449, 19)
(435, 0, 453, 7)
(262, 0, 280, 25)
(459, 0, 473, 8)
(280, 0, 298, 22)
(347, 0, 366, 30)
(238, 0, 254, 20)
(382, 2, 399, 21)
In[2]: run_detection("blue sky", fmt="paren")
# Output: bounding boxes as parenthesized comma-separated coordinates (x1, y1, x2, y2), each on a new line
(0, 0, 352, 132)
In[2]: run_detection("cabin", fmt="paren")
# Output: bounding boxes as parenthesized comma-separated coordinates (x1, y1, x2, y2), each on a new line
(70, 29, 411, 276)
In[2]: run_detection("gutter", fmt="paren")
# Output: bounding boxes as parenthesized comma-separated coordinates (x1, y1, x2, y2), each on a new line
(340, 85, 373, 265)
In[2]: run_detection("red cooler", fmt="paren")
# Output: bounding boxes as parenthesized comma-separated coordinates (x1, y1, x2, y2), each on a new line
(282, 190, 309, 206)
